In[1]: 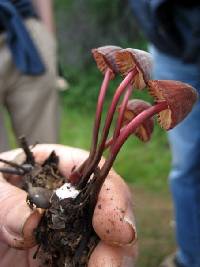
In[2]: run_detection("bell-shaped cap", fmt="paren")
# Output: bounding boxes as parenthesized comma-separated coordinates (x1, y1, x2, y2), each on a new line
(119, 99, 154, 142)
(92, 45, 122, 79)
(148, 80, 198, 130)
(115, 48, 153, 89)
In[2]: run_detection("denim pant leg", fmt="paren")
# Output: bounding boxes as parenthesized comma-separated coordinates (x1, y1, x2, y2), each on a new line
(150, 46, 200, 267)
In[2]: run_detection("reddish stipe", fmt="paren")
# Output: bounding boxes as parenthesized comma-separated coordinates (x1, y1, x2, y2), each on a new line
(104, 126, 125, 149)
(69, 68, 112, 184)
(90, 68, 113, 157)
(112, 83, 133, 143)
(95, 68, 137, 152)
(79, 68, 138, 186)
(97, 101, 168, 183)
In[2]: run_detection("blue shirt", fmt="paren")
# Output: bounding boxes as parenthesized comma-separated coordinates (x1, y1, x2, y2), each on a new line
(0, 0, 45, 75)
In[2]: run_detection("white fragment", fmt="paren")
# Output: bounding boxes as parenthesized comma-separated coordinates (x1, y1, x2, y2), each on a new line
(55, 183, 79, 200)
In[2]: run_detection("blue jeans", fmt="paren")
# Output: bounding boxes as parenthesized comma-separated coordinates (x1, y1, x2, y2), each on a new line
(150, 46, 200, 267)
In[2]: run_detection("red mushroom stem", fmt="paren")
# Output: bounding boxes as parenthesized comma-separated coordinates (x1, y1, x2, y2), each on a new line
(112, 83, 133, 142)
(78, 68, 138, 188)
(90, 68, 113, 158)
(92, 100, 168, 195)
(69, 68, 112, 184)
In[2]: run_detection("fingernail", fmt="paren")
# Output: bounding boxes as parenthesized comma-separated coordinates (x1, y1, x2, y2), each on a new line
(124, 215, 137, 245)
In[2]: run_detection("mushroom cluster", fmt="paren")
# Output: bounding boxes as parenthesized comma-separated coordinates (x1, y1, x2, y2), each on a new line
(70, 45, 197, 188)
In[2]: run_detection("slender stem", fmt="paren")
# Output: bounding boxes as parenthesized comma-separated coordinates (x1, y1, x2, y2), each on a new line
(112, 83, 133, 142)
(105, 101, 168, 175)
(92, 101, 168, 196)
(78, 68, 138, 188)
(89, 68, 112, 159)
(69, 69, 112, 184)
(69, 162, 87, 185)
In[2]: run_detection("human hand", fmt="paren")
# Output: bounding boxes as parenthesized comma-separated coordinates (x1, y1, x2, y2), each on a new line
(0, 144, 137, 267)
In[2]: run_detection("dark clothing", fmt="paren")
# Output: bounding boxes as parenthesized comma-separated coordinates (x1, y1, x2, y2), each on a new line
(0, 0, 45, 75)
(129, 0, 200, 65)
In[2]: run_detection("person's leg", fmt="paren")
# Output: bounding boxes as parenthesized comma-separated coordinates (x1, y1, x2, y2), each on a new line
(0, 34, 11, 152)
(150, 46, 200, 267)
(5, 18, 59, 146)
(0, 110, 10, 152)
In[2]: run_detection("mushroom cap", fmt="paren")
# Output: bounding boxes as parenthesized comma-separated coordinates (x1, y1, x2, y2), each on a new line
(148, 80, 198, 130)
(119, 99, 154, 142)
(115, 48, 153, 89)
(92, 45, 122, 79)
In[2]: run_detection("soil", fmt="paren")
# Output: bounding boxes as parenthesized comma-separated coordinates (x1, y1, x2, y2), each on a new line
(1, 139, 100, 267)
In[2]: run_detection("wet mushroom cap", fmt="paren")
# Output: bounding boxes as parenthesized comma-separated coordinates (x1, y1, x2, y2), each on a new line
(115, 48, 153, 89)
(92, 45, 122, 79)
(148, 80, 198, 130)
(119, 99, 154, 142)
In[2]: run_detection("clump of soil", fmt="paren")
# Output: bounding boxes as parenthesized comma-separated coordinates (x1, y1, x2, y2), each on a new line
(22, 139, 100, 266)
(1, 138, 100, 267)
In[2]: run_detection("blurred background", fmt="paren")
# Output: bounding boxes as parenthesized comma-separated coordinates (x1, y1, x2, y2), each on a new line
(7, 1, 175, 266)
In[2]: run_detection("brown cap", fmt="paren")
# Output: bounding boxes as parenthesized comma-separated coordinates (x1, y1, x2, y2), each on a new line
(148, 80, 198, 130)
(92, 45, 122, 79)
(119, 99, 154, 142)
(116, 48, 153, 89)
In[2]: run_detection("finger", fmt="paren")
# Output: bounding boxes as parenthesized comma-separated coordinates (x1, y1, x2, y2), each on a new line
(92, 169, 137, 246)
(0, 179, 43, 249)
(88, 241, 138, 267)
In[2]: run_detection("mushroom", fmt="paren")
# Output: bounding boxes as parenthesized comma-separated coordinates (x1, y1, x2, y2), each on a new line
(79, 48, 152, 184)
(92, 45, 122, 79)
(119, 99, 154, 142)
(148, 80, 198, 130)
(115, 48, 153, 89)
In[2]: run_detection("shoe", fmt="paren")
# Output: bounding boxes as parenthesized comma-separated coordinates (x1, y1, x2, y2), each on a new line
(159, 253, 185, 267)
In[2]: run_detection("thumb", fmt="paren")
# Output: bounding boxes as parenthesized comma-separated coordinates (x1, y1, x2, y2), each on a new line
(0, 179, 42, 249)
